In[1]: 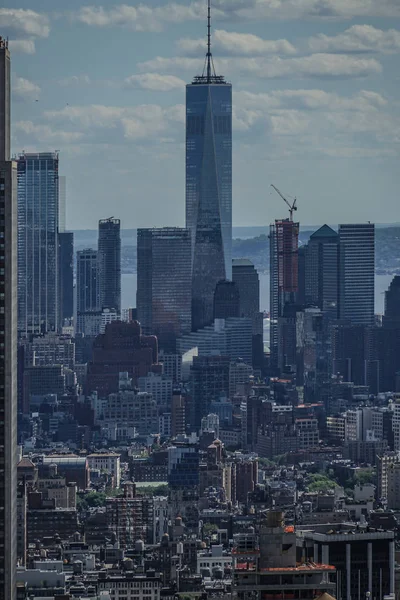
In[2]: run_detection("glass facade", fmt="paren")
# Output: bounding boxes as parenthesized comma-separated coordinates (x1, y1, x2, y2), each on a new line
(76, 248, 99, 334)
(339, 223, 375, 326)
(136, 228, 192, 352)
(58, 231, 74, 324)
(186, 79, 232, 330)
(0, 40, 17, 600)
(17, 152, 59, 336)
(305, 225, 339, 319)
(98, 218, 121, 313)
(269, 219, 299, 370)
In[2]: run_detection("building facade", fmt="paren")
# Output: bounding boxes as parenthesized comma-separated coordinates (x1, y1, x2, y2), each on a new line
(186, 37, 232, 331)
(98, 217, 121, 314)
(17, 152, 59, 336)
(58, 231, 73, 326)
(137, 227, 192, 351)
(76, 248, 99, 335)
(0, 37, 17, 600)
(305, 224, 339, 318)
(339, 223, 375, 326)
(270, 219, 299, 371)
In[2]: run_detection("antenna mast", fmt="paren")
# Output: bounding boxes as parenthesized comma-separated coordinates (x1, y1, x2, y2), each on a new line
(207, 0, 212, 82)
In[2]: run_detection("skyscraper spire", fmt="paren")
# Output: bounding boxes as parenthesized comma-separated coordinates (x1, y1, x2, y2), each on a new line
(207, 0, 212, 83)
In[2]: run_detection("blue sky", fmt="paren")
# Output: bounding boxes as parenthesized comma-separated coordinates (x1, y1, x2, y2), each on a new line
(2, 0, 400, 229)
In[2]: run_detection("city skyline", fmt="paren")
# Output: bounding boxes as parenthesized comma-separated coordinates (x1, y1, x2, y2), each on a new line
(2, 1, 400, 229)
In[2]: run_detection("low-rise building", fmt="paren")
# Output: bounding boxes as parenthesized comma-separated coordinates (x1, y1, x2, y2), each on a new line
(97, 570, 162, 600)
(87, 452, 121, 488)
(197, 544, 232, 574)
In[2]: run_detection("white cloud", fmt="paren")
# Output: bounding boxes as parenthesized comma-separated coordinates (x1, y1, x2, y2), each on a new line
(0, 8, 49, 37)
(75, 3, 205, 31)
(212, 0, 400, 19)
(235, 89, 387, 112)
(15, 121, 83, 144)
(58, 75, 92, 86)
(124, 73, 185, 91)
(309, 25, 400, 54)
(44, 103, 185, 141)
(8, 39, 36, 54)
(140, 53, 382, 79)
(13, 77, 41, 101)
(178, 29, 296, 56)
(73, 0, 400, 30)
(231, 86, 399, 151)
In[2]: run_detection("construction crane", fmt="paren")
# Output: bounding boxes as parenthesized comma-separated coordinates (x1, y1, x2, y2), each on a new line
(270, 184, 297, 221)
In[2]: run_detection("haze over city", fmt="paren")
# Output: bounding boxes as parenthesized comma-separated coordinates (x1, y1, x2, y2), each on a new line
(2, 0, 400, 229)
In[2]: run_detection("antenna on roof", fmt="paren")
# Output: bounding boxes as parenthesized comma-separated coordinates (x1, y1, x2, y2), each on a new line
(207, 0, 212, 82)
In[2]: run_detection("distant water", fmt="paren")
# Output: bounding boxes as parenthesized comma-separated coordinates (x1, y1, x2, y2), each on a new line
(122, 272, 393, 314)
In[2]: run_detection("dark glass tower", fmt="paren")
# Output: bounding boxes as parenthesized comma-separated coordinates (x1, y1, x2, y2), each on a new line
(136, 228, 192, 351)
(384, 275, 400, 328)
(269, 219, 299, 371)
(213, 280, 240, 319)
(232, 259, 260, 320)
(58, 231, 74, 326)
(76, 248, 99, 334)
(98, 217, 121, 313)
(186, 1, 232, 331)
(339, 223, 375, 326)
(17, 152, 59, 336)
(0, 36, 17, 600)
(305, 224, 339, 318)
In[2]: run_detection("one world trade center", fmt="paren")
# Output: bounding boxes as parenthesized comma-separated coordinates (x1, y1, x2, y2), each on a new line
(186, 0, 232, 331)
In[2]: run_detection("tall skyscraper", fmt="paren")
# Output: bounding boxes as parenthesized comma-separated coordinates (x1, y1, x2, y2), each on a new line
(384, 276, 400, 329)
(98, 217, 121, 314)
(339, 223, 375, 326)
(0, 36, 17, 600)
(17, 152, 59, 336)
(58, 175, 66, 233)
(137, 228, 192, 351)
(76, 249, 99, 334)
(213, 280, 240, 319)
(186, 1, 232, 331)
(232, 259, 260, 320)
(269, 219, 299, 371)
(305, 224, 339, 318)
(58, 231, 74, 326)
(190, 355, 230, 429)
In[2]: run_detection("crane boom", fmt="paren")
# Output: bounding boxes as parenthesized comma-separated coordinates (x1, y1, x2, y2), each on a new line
(270, 184, 297, 221)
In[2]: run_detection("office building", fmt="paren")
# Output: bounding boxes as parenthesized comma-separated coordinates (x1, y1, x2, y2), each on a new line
(76, 248, 99, 335)
(58, 175, 66, 233)
(213, 280, 240, 319)
(384, 275, 400, 328)
(87, 320, 160, 396)
(0, 37, 17, 600)
(17, 152, 59, 336)
(138, 372, 173, 413)
(232, 259, 263, 369)
(171, 390, 186, 437)
(98, 217, 121, 313)
(58, 231, 73, 326)
(26, 332, 75, 369)
(377, 452, 400, 499)
(177, 317, 253, 366)
(270, 219, 299, 371)
(232, 512, 336, 600)
(232, 258, 260, 322)
(299, 526, 395, 600)
(305, 224, 339, 318)
(190, 355, 230, 429)
(137, 227, 191, 351)
(186, 5, 232, 330)
(339, 223, 375, 325)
